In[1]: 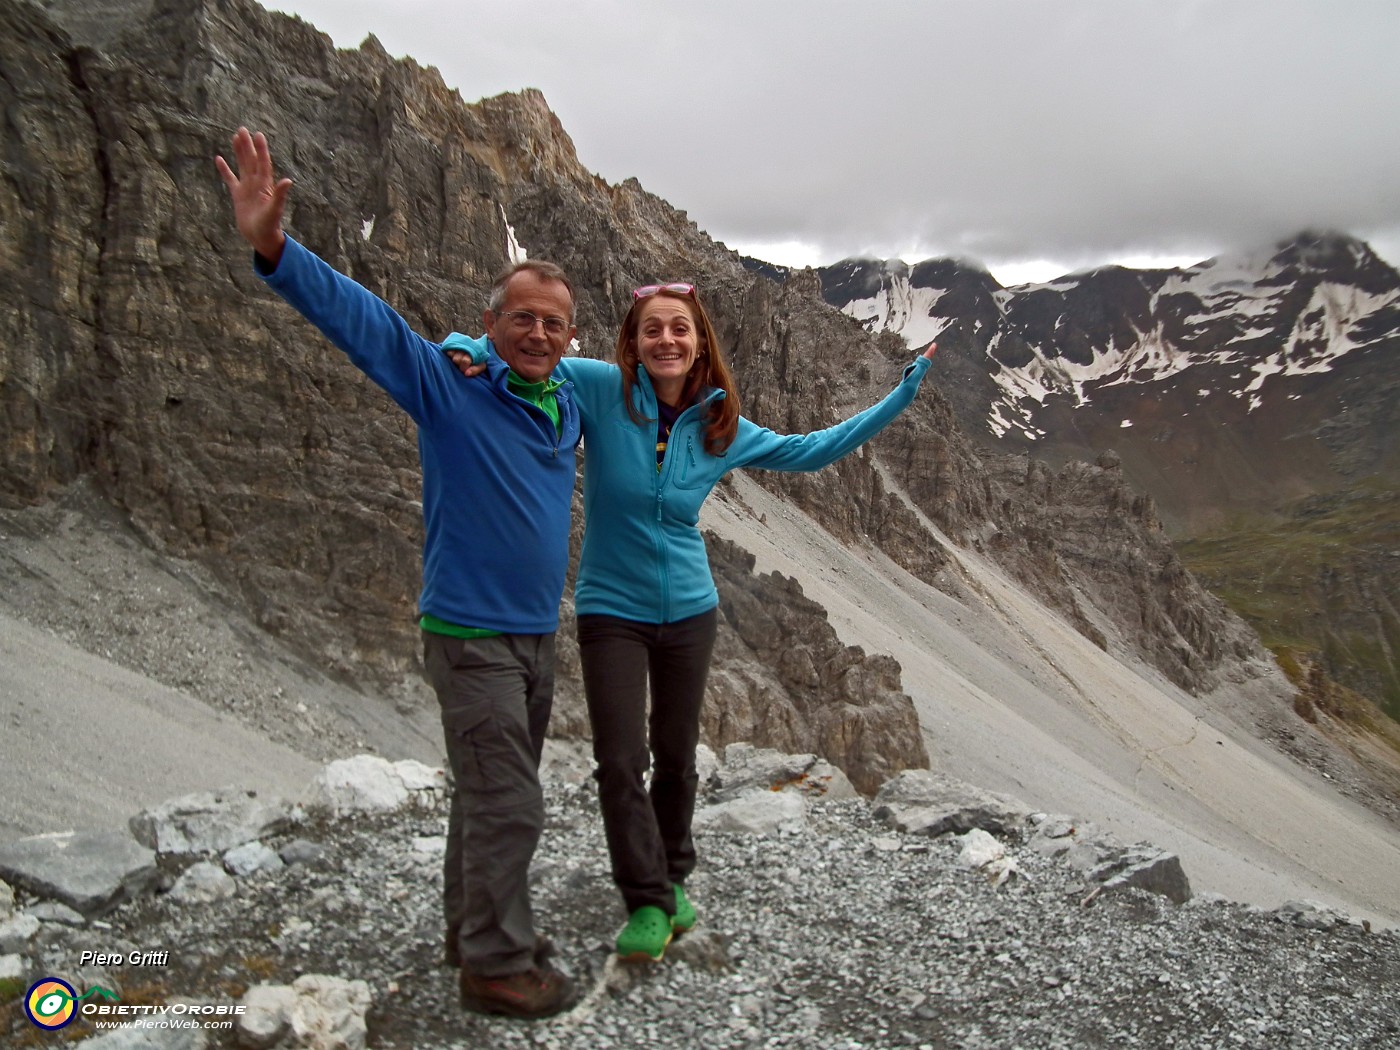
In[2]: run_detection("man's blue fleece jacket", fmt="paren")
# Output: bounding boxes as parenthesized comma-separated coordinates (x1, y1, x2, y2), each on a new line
(259, 236, 580, 634)
(443, 332, 931, 625)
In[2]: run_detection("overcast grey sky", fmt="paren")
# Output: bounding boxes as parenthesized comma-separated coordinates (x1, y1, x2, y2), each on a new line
(265, 0, 1400, 285)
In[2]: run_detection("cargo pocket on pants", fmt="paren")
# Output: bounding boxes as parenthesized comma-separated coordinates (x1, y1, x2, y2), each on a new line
(426, 635, 497, 792)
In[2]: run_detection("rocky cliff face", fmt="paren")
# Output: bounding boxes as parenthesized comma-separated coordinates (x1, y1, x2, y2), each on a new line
(1, 0, 1274, 788)
(705, 534, 928, 795)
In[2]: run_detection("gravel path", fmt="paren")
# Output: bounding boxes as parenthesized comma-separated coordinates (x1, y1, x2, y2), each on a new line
(22, 777, 1399, 1050)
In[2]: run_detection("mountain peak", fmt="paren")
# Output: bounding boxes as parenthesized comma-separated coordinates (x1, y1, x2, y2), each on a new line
(1195, 230, 1391, 288)
(1269, 229, 1391, 281)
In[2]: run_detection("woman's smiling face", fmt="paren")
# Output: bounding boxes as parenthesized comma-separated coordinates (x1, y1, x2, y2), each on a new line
(634, 295, 701, 404)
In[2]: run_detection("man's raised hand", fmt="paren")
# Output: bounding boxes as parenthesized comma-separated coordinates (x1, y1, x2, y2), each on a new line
(214, 127, 292, 265)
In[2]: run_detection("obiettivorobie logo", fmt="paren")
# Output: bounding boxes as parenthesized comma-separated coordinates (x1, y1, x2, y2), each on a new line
(22, 975, 247, 1032)
(23, 978, 119, 1030)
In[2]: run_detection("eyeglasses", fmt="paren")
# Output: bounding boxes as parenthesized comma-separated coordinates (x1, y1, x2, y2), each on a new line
(497, 309, 572, 338)
(633, 283, 697, 300)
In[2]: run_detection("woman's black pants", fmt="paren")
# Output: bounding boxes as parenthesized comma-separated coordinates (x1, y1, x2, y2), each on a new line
(576, 608, 718, 915)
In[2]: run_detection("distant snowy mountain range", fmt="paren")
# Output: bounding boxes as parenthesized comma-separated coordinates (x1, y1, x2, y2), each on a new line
(797, 231, 1400, 721)
(808, 230, 1398, 532)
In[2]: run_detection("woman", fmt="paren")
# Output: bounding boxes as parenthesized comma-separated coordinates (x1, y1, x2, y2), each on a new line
(449, 282, 934, 961)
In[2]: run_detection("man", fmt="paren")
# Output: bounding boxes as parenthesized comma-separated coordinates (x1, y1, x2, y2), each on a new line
(216, 127, 578, 1019)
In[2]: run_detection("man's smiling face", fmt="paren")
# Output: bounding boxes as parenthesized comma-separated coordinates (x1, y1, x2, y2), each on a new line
(483, 271, 575, 383)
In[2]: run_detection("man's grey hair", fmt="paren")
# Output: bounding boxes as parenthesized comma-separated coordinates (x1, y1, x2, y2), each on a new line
(487, 260, 576, 319)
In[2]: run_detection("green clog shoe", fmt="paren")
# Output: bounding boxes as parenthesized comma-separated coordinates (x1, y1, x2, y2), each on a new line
(616, 905, 673, 961)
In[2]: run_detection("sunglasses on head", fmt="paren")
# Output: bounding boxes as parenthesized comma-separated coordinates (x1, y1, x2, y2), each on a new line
(633, 282, 697, 301)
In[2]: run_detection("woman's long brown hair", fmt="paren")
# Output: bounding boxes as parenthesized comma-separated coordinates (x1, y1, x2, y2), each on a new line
(614, 288, 740, 456)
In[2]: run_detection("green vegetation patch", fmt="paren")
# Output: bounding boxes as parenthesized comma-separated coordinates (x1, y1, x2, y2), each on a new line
(1178, 481, 1400, 723)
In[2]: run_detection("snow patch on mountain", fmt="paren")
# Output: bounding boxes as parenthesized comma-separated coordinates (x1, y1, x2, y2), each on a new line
(984, 323, 1201, 434)
(843, 283, 952, 350)
(1290, 282, 1397, 353)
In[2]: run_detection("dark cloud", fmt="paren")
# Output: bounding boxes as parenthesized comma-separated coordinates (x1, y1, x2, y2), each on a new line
(269, 1, 1400, 280)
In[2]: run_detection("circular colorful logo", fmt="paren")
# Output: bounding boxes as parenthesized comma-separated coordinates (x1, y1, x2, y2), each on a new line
(25, 977, 78, 1030)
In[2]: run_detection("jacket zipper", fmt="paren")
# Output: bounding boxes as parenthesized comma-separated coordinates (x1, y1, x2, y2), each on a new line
(505, 378, 569, 458)
(651, 392, 718, 621)
(683, 436, 696, 481)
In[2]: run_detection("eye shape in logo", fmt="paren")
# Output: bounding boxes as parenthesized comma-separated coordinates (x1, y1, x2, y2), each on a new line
(25, 977, 78, 1029)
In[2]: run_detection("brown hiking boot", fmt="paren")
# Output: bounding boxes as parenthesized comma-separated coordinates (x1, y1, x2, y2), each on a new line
(459, 966, 572, 1019)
